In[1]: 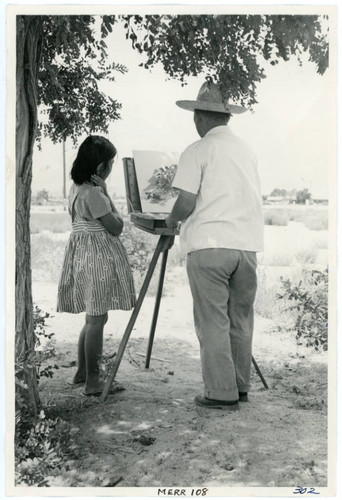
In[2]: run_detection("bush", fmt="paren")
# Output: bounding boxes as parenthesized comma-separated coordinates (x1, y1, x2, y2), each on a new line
(254, 268, 283, 319)
(33, 305, 59, 382)
(264, 210, 289, 226)
(303, 217, 329, 231)
(277, 268, 328, 351)
(15, 306, 71, 487)
(295, 248, 317, 265)
(36, 189, 49, 205)
(120, 215, 156, 275)
(287, 207, 328, 231)
(15, 410, 78, 486)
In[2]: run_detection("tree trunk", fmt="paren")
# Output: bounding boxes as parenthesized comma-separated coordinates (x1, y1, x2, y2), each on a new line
(16, 16, 43, 416)
(63, 138, 66, 199)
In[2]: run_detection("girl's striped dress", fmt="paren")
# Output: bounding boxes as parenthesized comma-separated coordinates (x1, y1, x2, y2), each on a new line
(57, 183, 136, 316)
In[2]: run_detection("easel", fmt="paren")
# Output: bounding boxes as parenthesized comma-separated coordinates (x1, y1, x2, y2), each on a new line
(100, 158, 268, 402)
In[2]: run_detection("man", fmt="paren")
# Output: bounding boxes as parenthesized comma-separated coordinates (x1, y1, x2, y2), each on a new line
(165, 81, 264, 410)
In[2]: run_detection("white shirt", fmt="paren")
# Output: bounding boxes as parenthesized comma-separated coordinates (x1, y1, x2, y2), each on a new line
(172, 125, 264, 254)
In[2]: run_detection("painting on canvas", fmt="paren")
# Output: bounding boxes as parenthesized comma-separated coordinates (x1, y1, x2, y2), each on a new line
(133, 150, 179, 213)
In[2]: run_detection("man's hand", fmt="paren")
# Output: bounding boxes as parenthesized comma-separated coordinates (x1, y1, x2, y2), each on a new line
(165, 215, 179, 229)
(165, 190, 197, 230)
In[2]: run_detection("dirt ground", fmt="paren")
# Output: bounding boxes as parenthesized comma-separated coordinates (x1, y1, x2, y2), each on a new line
(33, 265, 328, 490)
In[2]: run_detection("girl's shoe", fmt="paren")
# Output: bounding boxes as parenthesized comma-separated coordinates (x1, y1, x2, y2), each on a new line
(82, 381, 125, 397)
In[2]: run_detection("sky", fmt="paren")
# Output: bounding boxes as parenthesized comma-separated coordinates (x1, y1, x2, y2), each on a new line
(31, 17, 335, 200)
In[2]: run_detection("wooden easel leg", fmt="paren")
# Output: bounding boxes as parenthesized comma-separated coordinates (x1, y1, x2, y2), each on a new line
(99, 236, 165, 402)
(145, 247, 169, 368)
(252, 356, 269, 389)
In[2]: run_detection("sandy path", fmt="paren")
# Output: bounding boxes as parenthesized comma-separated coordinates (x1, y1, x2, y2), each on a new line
(32, 267, 328, 490)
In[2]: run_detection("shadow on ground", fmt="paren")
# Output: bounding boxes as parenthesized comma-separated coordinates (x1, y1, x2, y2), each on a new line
(41, 335, 328, 489)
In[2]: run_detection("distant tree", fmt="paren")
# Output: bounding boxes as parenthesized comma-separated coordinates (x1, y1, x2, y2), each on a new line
(296, 188, 311, 204)
(270, 188, 287, 197)
(36, 189, 49, 205)
(122, 14, 329, 106)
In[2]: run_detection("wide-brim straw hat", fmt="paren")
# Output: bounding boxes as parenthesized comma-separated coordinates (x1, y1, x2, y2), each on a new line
(176, 81, 247, 114)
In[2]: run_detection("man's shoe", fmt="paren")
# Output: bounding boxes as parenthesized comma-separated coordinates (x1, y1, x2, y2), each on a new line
(239, 392, 248, 402)
(194, 395, 239, 410)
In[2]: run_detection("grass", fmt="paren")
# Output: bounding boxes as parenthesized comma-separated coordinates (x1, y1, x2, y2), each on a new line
(30, 205, 329, 326)
(258, 252, 293, 267)
(264, 210, 288, 226)
(30, 212, 71, 234)
(31, 234, 66, 282)
(295, 248, 318, 265)
(32, 205, 329, 234)
(314, 237, 329, 250)
(264, 206, 328, 231)
(254, 268, 282, 319)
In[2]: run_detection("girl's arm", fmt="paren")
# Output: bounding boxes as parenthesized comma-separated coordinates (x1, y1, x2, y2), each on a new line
(98, 212, 123, 236)
(91, 174, 124, 236)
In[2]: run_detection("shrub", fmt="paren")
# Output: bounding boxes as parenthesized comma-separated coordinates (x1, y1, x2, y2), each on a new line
(254, 268, 283, 319)
(258, 251, 292, 267)
(15, 410, 78, 486)
(295, 248, 318, 265)
(264, 210, 289, 226)
(33, 305, 59, 382)
(36, 189, 49, 205)
(15, 306, 70, 486)
(277, 268, 328, 351)
(120, 215, 156, 275)
(303, 217, 328, 231)
(287, 207, 328, 231)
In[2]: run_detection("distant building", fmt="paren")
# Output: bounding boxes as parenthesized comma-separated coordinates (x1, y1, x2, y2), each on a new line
(311, 189, 328, 205)
(312, 197, 328, 205)
(264, 195, 289, 205)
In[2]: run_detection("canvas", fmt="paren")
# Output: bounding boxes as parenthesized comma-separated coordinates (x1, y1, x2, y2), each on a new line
(133, 150, 180, 213)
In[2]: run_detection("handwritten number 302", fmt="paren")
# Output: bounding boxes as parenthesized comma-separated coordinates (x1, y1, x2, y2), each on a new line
(293, 487, 319, 495)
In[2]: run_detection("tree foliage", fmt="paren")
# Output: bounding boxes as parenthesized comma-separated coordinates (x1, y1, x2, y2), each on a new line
(278, 269, 328, 351)
(121, 14, 329, 107)
(296, 188, 311, 204)
(37, 15, 127, 146)
(270, 188, 288, 197)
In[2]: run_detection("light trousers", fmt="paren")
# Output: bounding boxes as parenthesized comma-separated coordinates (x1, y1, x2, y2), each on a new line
(186, 248, 257, 401)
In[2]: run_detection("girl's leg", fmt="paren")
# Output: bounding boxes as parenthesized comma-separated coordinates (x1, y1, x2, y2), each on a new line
(72, 322, 87, 384)
(84, 313, 108, 394)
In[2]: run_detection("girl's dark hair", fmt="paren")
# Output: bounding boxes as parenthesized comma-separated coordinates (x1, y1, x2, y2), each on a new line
(71, 135, 117, 185)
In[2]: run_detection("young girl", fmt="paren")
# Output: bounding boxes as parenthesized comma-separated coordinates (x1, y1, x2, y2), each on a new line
(57, 135, 135, 396)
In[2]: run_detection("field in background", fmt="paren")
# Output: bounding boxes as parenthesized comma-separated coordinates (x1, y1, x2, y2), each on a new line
(30, 203, 329, 329)
(30, 203, 329, 233)
(263, 205, 328, 231)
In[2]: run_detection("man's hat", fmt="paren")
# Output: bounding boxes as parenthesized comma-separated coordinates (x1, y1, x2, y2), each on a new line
(176, 81, 247, 114)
